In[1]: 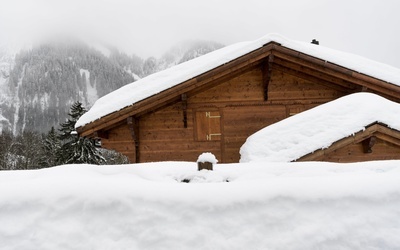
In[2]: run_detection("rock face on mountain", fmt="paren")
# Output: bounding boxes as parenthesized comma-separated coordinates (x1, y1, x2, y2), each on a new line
(0, 40, 223, 134)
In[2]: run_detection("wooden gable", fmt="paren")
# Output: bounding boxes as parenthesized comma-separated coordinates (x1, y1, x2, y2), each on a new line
(297, 123, 400, 162)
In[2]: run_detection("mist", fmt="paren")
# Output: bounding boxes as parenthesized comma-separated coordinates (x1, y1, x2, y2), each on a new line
(1, 0, 400, 67)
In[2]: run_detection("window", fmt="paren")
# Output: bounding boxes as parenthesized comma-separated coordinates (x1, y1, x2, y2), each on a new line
(195, 111, 221, 141)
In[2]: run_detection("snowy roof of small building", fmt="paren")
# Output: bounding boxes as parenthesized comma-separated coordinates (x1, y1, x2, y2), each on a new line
(240, 93, 400, 163)
(76, 34, 400, 129)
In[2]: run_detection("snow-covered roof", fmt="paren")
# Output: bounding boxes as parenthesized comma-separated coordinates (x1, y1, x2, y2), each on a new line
(76, 34, 400, 129)
(240, 93, 400, 163)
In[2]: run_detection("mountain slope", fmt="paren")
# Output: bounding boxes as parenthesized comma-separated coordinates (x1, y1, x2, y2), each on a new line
(0, 42, 138, 134)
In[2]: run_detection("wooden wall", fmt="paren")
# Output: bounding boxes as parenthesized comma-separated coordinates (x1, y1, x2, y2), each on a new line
(311, 138, 400, 162)
(139, 104, 221, 162)
(102, 64, 355, 163)
(101, 123, 135, 161)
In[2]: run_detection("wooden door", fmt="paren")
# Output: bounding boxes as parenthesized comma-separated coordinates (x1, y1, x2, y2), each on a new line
(195, 111, 222, 141)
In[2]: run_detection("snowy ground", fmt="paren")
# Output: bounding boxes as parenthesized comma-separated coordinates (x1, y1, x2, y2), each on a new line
(1, 161, 400, 250)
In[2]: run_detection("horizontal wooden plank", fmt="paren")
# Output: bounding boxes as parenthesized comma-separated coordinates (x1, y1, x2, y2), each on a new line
(140, 141, 220, 152)
(140, 129, 194, 141)
(102, 142, 135, 152)
(140, 150, 222, 163)
(377, 125, 400, 140)
(189, 69, 264, 103)
(269, 70, 347, 100)
(375, 133, 400, 147)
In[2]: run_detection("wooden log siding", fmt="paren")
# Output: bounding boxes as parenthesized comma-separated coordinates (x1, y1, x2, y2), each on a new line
(267, 70, 348, 102)
(139, 104, 222, 162)
(100, 123, 136, 161)
(223, 105, 287, 162)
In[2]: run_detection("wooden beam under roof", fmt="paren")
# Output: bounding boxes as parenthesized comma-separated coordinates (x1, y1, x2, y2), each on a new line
(262, 55, 274, 101)
(181, 93, 188, 128)
(127, 116, 140, 163)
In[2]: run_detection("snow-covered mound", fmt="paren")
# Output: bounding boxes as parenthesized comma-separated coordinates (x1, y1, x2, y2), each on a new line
(240, 93, 400, 163)
(76, 33, 400, 128)
(1, 161, 400, 249)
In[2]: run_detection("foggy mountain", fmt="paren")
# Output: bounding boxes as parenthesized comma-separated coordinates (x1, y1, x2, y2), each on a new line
(0, 40, 223, 134)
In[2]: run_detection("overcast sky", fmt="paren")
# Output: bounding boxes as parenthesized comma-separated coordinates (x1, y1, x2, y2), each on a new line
(1, 0, 400, 68)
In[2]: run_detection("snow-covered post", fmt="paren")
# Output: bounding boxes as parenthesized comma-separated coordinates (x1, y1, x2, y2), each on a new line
(197, 152, 218, 171)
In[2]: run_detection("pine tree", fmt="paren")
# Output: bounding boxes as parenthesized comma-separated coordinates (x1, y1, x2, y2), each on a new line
(58, 102, 105, 165)
(16, 131, 44, 169)
(40, 127, 61, 167)
(59, 102, 86, 141)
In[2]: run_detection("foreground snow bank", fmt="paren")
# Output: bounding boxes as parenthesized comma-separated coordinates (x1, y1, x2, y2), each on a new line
(1, 161, 400, 250)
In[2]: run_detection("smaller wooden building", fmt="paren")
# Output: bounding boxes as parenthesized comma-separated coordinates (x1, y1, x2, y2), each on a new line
(240, 93, 400, 163)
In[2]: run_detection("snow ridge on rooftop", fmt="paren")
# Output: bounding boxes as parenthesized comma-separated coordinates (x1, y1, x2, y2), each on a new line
(76, 34, 400, 128)
(240, 93, 400, 163)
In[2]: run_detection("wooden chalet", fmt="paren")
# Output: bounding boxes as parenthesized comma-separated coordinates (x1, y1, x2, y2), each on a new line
(76, 34, 400, 163)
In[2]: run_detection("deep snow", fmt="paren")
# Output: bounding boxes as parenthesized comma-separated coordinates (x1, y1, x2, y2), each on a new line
(1, 161, 400, 250)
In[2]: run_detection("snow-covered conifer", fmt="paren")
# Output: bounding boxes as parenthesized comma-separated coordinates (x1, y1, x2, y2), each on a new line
(40, 126, 61, 167)
(58, 102, 105, 165)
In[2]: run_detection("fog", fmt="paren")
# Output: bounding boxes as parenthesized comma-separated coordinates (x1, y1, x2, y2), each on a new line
(1, 0, 400, 67)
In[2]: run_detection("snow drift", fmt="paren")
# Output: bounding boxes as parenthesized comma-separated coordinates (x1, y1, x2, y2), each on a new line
(1, 161, 400, 250)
